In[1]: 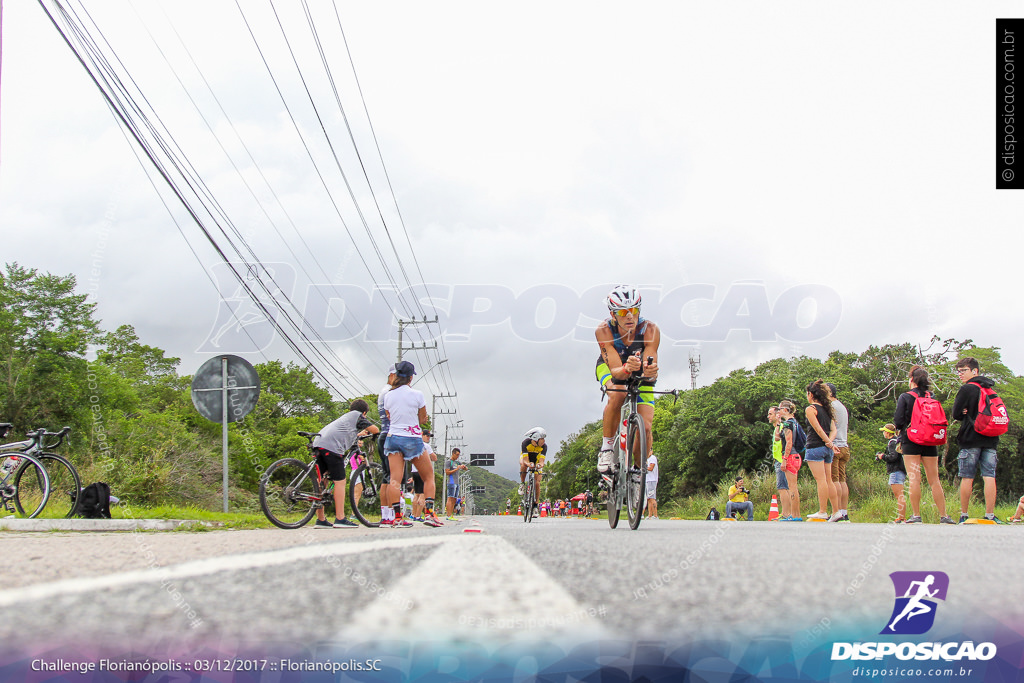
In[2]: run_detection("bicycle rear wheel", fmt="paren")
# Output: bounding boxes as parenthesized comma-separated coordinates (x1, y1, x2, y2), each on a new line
(6, 453, 50, 519)
(626, 414, 647, 530)
(260, 458, 320, 529)
(349, 462, 384, 527)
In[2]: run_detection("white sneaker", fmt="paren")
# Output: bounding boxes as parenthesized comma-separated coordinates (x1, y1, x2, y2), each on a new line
(517, 484, 524, 495)
(807, 511, 829, 520)
(828, 511, 844, 523)
(597, 449, 615, 474)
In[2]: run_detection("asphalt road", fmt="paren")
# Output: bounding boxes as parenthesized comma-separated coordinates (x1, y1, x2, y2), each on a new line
(0, 515, 1018, 664)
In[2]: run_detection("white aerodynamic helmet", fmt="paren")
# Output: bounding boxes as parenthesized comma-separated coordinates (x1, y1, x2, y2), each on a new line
(524, 427, 547, 441)
(606, 285, 641, 312)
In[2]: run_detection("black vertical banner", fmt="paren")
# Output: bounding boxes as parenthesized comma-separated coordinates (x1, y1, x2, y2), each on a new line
(997, 18, 1023, 189)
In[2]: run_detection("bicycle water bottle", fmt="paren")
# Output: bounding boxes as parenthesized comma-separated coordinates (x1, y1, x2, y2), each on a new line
(0, 456, 20, 476)
(619, 417, 628, 451)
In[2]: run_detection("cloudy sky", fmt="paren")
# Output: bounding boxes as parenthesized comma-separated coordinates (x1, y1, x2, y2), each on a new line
(2, 1, 1021, 482)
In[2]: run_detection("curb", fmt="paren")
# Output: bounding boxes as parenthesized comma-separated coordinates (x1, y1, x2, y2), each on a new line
(0, 518, 217, 532)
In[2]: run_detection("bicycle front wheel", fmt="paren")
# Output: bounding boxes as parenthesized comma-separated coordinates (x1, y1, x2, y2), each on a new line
(260, 458, 320, 529)
(606, 472, 620, 529)
(524, 478, 535, 523)
(349, 462, 384, 527)
(25, 453, 82, 518)
(626, 414, 647, 530)
(7, 453, 51, 519)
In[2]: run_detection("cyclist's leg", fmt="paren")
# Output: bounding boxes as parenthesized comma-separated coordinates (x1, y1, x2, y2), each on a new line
(638, 387, 655, 466)
(597, 361, 625, 468)
(534, 456, 544, 499)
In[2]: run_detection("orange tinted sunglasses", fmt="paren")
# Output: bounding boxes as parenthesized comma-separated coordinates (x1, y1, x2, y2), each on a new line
(613, 307, 640, 318)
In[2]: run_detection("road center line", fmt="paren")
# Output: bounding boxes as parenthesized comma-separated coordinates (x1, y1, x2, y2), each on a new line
(0, 535, 449, 608)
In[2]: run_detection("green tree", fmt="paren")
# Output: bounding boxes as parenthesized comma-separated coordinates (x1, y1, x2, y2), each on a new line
(0, 263, 100, 428)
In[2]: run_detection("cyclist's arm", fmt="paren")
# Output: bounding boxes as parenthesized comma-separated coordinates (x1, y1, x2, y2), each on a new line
(642, 322, 661, 378)
(596, 326, 635, 380)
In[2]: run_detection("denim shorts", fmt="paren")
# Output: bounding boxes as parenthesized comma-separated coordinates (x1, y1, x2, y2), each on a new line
(384, 434, 425, 461)
(958, 447, 998, 479)
(774, 460, 789, 490)
(804, 445, 834, 464)
(888, 470, 906, 486)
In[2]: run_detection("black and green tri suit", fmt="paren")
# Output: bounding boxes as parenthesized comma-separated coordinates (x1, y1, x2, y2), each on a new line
(595, 317, 655, 407)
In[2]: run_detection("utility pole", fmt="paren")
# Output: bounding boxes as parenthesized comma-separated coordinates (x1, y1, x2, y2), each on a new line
(432, 393, 456, 451)
(397, 316, 438, 362)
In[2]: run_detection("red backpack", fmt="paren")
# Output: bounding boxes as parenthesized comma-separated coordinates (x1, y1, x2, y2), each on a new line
(906, 391, 948, 446)
(974, 385, 1009, 437)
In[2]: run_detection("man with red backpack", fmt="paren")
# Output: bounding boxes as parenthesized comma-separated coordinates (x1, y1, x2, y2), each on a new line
(952, 357, 1008, 524)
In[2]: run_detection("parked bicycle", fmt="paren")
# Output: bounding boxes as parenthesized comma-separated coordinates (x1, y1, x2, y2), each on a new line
(23, 427, 81, 518)
(602, 362, 677, 530)
(0, 423, 52, 519)
(259, 431, 376, 529)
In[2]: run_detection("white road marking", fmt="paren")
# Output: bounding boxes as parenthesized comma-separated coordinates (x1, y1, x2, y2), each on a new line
(340, 534, 613, 642)
(0, 535, 448, 608)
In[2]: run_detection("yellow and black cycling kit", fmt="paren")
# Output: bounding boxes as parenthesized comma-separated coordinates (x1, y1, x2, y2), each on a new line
(521, 439, 547, 463)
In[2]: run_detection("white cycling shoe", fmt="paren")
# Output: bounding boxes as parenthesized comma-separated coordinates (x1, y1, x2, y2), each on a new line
(597, 449, 615, 474)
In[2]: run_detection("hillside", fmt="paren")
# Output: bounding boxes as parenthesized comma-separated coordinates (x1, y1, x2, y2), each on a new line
(463, 465, 517, 514)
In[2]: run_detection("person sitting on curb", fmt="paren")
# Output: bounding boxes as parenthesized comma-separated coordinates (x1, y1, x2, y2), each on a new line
(726, 476, 754, 520)
(1006, 496, 1024, 524)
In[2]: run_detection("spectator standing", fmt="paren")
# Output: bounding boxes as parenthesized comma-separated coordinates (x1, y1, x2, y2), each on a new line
(646, 451, 659, 519)
(376, 365, 397, 524)
(804, 380, 839, 521)
(768, 406, 791, 520)
(875, 423, 907, 522)
(445, 448, 467, 519)
(726, 477, 754, 520)
(827, 383, 851, 522)
(894, 366, 954, 524)
(410, 431, 437, 521)
(952, 357, 1003, 523)
(381, 361, 443, 527)
(777, 400, 803, 521)
(311, 399, 379, 528)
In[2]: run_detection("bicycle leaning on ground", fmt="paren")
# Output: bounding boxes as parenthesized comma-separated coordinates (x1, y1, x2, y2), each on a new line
(0, 423, 53, 519)
(601, 360, 677, 530)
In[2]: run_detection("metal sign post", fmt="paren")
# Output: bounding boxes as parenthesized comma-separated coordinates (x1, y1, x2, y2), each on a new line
(191, 355, 260, 513)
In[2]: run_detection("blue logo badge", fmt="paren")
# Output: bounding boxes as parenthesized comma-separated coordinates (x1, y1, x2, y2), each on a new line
(881, 571, 949, 635)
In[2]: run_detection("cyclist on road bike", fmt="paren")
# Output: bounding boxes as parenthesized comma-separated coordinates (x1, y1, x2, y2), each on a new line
(518, 427, 548, 503)
(312, 399, 379, 529)
(594, 285, 660, 480)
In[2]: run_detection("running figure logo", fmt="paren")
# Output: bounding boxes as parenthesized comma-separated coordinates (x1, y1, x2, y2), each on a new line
(881, 571, 950, 635)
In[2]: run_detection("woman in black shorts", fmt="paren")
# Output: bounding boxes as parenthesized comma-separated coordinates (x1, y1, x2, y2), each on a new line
(894, 366, 954, 524)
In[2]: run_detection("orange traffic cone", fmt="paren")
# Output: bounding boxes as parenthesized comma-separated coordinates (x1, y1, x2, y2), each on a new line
(768, 495, 780, 521)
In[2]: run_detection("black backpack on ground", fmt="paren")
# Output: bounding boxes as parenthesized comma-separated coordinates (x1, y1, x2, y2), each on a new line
(706, 507, 721, 520)
(78, 482, 112, 519)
